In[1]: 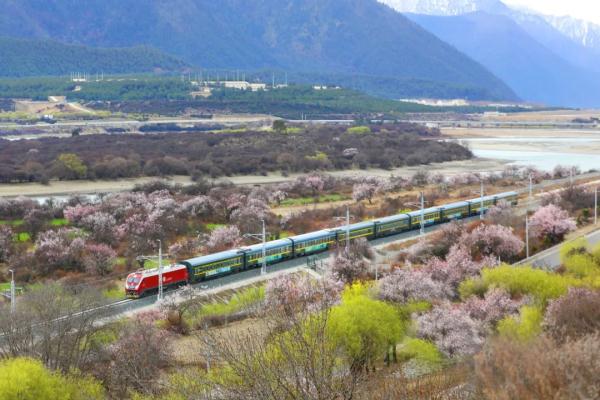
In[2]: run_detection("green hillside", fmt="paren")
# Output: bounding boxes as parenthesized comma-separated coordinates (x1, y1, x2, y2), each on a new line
(0, 36, 187, 77)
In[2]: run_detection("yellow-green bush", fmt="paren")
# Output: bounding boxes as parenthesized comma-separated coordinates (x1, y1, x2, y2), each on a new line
(497, 306, 543, 342)
(0, 358, 104, 400)
(461, 265, 579, 306)
(347, 126, 371, 134)
(398, 338, 444, 369)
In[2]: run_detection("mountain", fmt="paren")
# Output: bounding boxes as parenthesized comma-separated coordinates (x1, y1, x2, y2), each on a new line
(0, 0, 516, 101)
(407, 12, 600, 107)
(381, 0, 600, 106)
(0, 37, 188, 77)
(382, 0, 508, 15)
(542, 15, 600, 52)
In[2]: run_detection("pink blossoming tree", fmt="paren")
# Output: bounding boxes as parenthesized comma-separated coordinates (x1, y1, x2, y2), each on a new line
(530, 204, 576, 244)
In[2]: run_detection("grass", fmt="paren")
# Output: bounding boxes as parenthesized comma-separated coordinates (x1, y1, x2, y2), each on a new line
(15, 232, 31, 242)
(205, 223, 225, 231)
(0, 219, 24, 226)
(279, 193, 349, 207)
(188, 285, 265, 326)
(0, 282, 10, 291)
(103, 284, 126, 301)
(50, 218, 69, 226)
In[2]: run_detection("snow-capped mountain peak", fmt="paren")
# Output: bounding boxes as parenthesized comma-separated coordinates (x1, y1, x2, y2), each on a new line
(379, 0, 508, 16)
(543, 15, 600, 51)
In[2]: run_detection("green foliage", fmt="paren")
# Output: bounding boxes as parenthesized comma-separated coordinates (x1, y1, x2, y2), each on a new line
(497, 306, 543, 342)
(50, 218, 69, 227)
(559, 238, 600, 279)
(189, 286, 265, 326)
(347, 126, 372, 135)
(328, 283, 404, 365)
(54, 153, 88, 179)
(458, 277, 488, 300)
(0, 36, 186, 78)
(468, 265, 578, 306)
(16, 232, 31, 242)
(279, 194, 348, 207)
(103, 285, 125, 300)
(397, 300, 432, 321)
(272, 120, 287, 134)
(0, 357, 104, 400)
(398, 338, 444, 369)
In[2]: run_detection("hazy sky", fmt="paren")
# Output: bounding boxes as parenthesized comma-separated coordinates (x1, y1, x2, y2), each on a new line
(503, 0, 600, 24)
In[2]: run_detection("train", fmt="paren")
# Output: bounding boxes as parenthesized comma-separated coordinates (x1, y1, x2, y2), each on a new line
(125, 191, 519, 298)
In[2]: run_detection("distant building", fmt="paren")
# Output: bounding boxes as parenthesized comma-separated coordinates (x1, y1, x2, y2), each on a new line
(399, 98, 469, 107)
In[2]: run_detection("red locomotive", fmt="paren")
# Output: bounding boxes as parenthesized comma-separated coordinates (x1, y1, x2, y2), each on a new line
(125, 264, 189, 298)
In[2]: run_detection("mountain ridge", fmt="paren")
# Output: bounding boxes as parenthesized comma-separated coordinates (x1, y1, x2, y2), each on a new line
(0, 0, 517, 101)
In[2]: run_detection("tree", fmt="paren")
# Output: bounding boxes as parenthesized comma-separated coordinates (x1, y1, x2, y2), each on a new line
(463, 224, 524, 262)
(0, 358, 104, 400)
(417, 304, 485, 358)
(33, 228, 87, 274)
(0, 284, 110, 372)
(103, 319, 171, 396)
(0, 225, 13, 262)
(328, 283, 404, 372)
(530, 204, 576, 244)
(272, 119, 287, 134)
(377, 268, 448, 304)
(352, 183, 380, 204)
(84, 243, 116, 276)
(543, 288, 600, 342)
(80, 212, 117, 245)
(204, 225, 242, 253)
(52, 153, 88, 180)
(265, 274, 343, 315)
(475, 334, 600, 400)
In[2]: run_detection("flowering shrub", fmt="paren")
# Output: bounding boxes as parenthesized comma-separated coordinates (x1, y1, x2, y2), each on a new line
(265, 274, 343, 313)
(83, 243, 117, 276)
(530, 204, 576, 244)
(417, 304, 485, 358)
(34, 228, 87, 274)
(462, 288, 526, 329)
(378, 268, 449, 304)
(464, 224, 524, 262)
(0, 226, 13, 263)
(204, 225, 242, 253)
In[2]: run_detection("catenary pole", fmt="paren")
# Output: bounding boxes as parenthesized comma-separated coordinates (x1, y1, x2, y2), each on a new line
(261, 219, 267, 276)
(480, 179, 484, 220)
(525, 215, 530, 259)
(420, 191, 425, 236)
(9, 269, 15, 313)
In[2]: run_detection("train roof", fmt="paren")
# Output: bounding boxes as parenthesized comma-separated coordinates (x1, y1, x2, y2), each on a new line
(288, 230, 334, 243)
(376, 213, 410, 224)
(242, 238, 293, 253)
(407, 206, 441, 217)
(181, 249, 244, 267)
(438, 201, 469, 210)
(467, 194, 499, 204)
(498, 191, 518, 197)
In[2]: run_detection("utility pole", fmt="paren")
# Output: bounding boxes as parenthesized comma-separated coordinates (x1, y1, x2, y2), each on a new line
(480, 179, 485, 220)
(595, 187, 598, 225)
(261, 219, 267, 276)
(525, 215, 530, 259)
(334, 207, 352, 252)
(157, 240, 163, 301)
(9, 269, 15, 313)
(529, 173, 533, 201)
(244, 220, 269, 276)
(420, 191, 425, 236)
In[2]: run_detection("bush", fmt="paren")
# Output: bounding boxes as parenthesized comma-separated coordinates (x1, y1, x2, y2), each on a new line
(544, 288, 600, 341)
(347, 126, 371, 134)
(397, 338, 444, 369)
(475, 334, 600, 400)
(497, 305, 543, 341)
(464, 265, 578, 306)
(0, 357, 104, 400)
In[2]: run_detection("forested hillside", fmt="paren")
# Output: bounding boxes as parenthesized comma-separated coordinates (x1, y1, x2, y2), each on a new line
(0, 0, 517, 101)
(0, 37, 187, 77)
